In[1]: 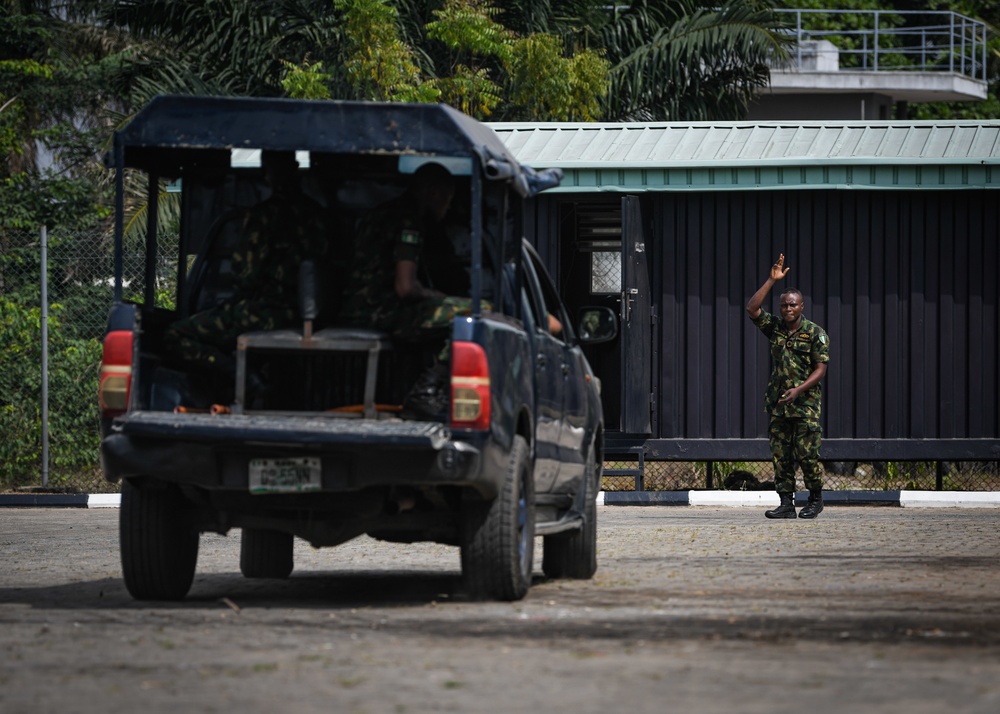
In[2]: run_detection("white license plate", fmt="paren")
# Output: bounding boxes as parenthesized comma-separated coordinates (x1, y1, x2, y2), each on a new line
(249, 457, 321, 494)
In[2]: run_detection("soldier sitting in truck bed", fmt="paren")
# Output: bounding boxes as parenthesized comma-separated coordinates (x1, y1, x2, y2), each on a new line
(163, 151, 328, 384)
(337, 163, 480, 420)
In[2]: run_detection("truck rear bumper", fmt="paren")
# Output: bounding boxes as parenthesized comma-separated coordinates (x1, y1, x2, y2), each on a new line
(101, 411, 489, 495)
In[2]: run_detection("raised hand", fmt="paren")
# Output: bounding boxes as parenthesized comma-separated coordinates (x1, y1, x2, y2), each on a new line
(770, 253, 790, 282)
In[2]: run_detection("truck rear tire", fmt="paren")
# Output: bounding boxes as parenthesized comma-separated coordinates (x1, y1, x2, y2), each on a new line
(542, 446, 598, 579)
(461, 435, 535, 601)
(120, 480, 199, 601)
(240, 528, 294, 579)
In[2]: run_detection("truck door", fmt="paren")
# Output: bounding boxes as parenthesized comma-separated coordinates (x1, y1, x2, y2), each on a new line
(620, 196, 652, 434)
(524, 245, 588, 492)
(521, 267, 565, 493)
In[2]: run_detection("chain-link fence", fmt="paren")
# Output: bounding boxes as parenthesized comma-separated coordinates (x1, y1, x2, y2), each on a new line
(2, 224, 999, 493)
(602, 459, 1000, 492)
(0, 225, 148, 494)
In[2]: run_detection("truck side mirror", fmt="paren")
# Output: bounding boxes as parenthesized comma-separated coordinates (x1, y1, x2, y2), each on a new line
(577, 307, 618, 345)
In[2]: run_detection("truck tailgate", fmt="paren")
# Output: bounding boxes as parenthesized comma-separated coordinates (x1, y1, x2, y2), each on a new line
(112, 411, 452, 449)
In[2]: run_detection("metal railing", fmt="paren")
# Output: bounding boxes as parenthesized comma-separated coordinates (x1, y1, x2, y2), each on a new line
(775, 9, 989, 83)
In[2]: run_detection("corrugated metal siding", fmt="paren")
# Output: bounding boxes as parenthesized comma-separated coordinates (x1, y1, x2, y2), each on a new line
(510, 121, 1000, 455)
(652, 189, 999, 442)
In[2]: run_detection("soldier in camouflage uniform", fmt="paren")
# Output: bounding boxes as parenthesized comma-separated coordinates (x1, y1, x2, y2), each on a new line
(338, 163, 475, 338)
(164, 151, 327, 374)
(338, 163, 479, 419)
(747, 253, 830, 519)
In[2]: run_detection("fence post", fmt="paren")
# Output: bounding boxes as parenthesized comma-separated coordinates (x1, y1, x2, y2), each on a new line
(873, 11, 880, 72)
(40, 225, 49, 488)
(982, 22, 987, 83)
(950, 13, 955, 74)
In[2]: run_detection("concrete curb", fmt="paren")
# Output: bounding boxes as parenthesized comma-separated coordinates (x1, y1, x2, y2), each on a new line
(598, 490, 1000, 508)
(899, 491, 1000, 508)
(0, 493, 120, 508)
(2, 490, 999, 509)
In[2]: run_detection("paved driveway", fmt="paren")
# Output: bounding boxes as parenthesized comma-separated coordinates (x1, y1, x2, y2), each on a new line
(1, 506, 998, 713)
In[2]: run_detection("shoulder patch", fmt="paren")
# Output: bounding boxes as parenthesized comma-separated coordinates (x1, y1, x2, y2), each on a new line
(819, 334, 828, 344)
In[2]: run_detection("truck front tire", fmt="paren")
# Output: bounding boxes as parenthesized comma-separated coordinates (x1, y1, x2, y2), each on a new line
(542, 446, 598, 579)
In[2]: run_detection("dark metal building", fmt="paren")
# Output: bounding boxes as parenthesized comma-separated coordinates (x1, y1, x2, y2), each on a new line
(490, 121, 1000, 463)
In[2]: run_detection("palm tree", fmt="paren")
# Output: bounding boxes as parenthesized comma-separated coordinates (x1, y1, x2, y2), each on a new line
(1, 1, 132, 177)
(600, 0, 791, 121)
(97, 0, 344, 103)
(98, 0, 791, 122)
(453, 0, 789, 121)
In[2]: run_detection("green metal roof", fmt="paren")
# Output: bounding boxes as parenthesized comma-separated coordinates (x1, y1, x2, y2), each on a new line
(488, 121, 1000, 192)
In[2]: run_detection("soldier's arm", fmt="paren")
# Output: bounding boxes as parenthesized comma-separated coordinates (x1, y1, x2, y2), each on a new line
(395, 259, 444, 301)
(747, 253, 790, 319)
(777, 362, 828, 405)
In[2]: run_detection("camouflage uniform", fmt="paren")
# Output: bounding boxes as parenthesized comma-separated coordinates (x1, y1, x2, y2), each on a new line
(338, 194, 478, 344)
(752, 309, 831, 494)
(164, 189, 327, 368)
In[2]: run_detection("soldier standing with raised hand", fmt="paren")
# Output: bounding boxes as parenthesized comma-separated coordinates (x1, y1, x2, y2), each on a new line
(746, 253, 831, 519)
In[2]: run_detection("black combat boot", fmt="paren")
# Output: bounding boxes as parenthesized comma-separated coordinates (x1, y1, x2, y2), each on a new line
(798, 490, 824, 519)
(400, 362, 449, 421)
(765, 493, 797, 519)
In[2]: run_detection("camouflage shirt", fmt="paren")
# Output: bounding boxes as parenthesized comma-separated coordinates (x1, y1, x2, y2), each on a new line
(231, 189, 328, 302)
(338, 194, 430, 328)
(752, 309, 830, 421)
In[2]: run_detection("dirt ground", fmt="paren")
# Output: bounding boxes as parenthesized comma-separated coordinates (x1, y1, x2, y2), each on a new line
(1, 505, 999, 714)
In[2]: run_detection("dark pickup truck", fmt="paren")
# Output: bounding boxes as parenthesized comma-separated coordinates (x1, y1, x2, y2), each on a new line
(100, 96, 616, 602)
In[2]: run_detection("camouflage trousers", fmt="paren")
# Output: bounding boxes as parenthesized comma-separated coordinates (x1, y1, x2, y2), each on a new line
(163, 298, 297, 368)
(395, 296, 491, 363)
(768, 416, 824, 494)
(391, 296, 485, 340)
(343, 295, 488, 362)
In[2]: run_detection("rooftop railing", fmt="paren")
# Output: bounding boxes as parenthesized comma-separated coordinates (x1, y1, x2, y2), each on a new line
(774, 9, 990, 83)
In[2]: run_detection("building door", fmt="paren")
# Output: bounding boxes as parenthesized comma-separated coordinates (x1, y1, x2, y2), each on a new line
(559, 196, 652, 435)
(620, 196, 652, 434)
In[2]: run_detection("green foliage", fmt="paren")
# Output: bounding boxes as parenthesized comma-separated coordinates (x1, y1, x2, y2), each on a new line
(434, 63, 503, 117)
(0, 57, 54, 82)
(604, 0, 791, 121)
(85, 0, 795, 122)
(0, 296, 102, 490)
(281, 57, 332, 99)
(507, 33, 609, 121)
(566, 49, 612, 121)
(334, 0, 440, 103)
(0, 170, 105, 230)
(427, 0, 515, 64)
(912, 95, 1000, 119)
(1, 7, 118, 232)
(102, 0, 343, 100)
(426, 0, 515, 117)
(508, 34, 571, 118)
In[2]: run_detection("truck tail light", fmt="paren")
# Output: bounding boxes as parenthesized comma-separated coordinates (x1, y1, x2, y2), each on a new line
(450, 341, 490, 430)
(99, 330, 133, 417)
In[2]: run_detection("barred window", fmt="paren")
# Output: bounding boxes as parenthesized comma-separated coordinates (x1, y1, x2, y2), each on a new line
(591, 250, 620, 294)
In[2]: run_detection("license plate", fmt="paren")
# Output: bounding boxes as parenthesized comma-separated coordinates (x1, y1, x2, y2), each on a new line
(249, 457, 321, 494)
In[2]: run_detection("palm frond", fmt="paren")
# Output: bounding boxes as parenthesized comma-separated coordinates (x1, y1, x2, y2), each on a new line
(603, 0, 791, 121)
